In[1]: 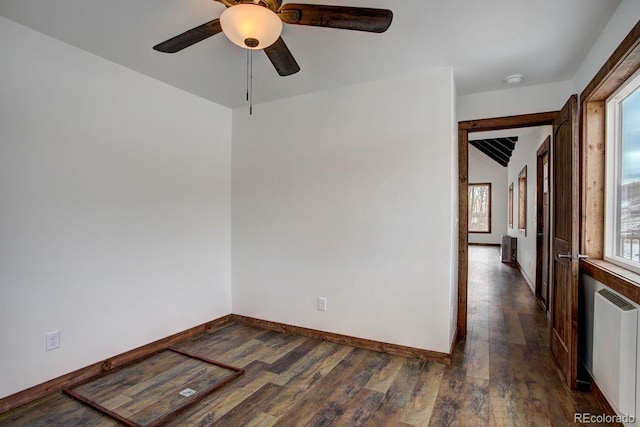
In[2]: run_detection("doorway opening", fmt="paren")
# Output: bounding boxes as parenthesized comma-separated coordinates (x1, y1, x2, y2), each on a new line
(457, 112, 558, 339)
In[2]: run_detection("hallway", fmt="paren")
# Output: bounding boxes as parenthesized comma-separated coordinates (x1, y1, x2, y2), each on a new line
(434, 245, 606, 425)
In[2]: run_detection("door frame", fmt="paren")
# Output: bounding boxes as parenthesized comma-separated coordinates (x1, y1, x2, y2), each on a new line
(536, 136, 551, 308)
(457, 112, 558, 339)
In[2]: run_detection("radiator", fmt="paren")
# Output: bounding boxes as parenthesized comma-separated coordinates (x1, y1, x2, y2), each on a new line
(593, 288, 638, 418)
(500, 235, 516, 263)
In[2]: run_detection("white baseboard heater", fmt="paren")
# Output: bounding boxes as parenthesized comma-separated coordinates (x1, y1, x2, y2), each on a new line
(593, 288, 637, 419)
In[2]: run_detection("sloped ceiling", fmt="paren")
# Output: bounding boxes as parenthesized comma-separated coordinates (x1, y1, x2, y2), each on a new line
(0, 0, 622, 108)
(469, 137, 517, 167)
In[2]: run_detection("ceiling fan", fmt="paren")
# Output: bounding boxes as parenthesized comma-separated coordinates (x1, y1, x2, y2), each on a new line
(153, 0, 393, 77)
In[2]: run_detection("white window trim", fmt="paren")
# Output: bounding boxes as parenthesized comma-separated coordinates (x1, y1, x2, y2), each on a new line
(604, 67, 640, 275)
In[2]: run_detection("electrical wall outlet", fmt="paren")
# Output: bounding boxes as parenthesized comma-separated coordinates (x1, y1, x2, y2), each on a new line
(46, 330, 60, 351)
(318, 297, 327, 311)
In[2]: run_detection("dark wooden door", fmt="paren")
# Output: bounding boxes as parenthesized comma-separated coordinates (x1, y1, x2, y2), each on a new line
(536, 137, 551, 309)
(550, 95, 579, 388)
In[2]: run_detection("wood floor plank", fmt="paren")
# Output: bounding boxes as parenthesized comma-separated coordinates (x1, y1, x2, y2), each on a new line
(384, 358, 425, 409)
(257, 336, 310, 365)
(266, 337, 318, 375)
(427, 360, 466, 426)
(400, 362, 446, 427)
(366, 402, 406, 426)
(464, 336, 489, 381)
(304, 350, 387, 426)
(457, 378, 490, 426)
(272, 348, 370, 426)
(211, 383, 283, 426)
(365, 354, 405, 394)
(213, 338, 265, 367)
(245, 411, 280, 427)
(502, 308, 527, 345)
(270, 340, 338, 386)
(333, 388, 384, 426)
(263, 344, 354, 417)
(174, 324, 267, 359)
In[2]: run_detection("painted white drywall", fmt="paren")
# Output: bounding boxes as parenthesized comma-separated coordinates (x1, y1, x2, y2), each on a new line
(573, 0, 640, 95)
(231, 69, 458, 353)
(448, 81, 459, 347)
(0, 18, 232, 399)
(468, 146, 508, 245)
(457, 80, 573, 122)
(505, 126, 551, 292)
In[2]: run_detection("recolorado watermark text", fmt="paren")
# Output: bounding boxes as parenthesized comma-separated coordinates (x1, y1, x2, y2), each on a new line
(574, 413, 635, 424)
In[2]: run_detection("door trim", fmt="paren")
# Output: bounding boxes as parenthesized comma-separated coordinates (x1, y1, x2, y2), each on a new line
(457, 112, 559, 339)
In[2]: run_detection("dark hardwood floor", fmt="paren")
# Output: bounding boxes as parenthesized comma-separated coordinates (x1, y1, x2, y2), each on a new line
(0, 246, 608, 426)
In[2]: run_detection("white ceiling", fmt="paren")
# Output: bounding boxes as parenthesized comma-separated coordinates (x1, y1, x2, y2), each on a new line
(0, 0, 621, 108)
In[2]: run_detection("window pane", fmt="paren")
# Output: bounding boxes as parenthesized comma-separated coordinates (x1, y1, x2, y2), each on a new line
(618, 87, 640, 263)
(518, 166, 527, 234)
(468, 183, 491, 233)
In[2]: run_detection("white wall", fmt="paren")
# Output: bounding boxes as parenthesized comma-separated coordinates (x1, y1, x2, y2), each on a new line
(232, 68, 458, 353)
(506, 126, 551, 292)
(457, 80, 573, 122)
(573, 0, 640, 94)
(0, 18, 232, 399)
(468, 145, 508, 245)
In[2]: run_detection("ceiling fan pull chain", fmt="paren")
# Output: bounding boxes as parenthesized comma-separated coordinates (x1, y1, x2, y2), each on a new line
(246, 48, 249, 102)
(249, 48, 253, 116)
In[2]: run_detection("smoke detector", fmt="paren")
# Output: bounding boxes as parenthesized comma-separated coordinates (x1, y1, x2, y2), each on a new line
(505, 74, 524, 84)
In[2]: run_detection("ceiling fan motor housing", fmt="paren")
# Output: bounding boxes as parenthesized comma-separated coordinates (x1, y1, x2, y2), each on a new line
(244, 38, 260, 48)
(220, 3, 283, 49)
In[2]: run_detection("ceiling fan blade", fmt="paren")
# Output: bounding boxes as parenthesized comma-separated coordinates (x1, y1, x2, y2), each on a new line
(153, 19, 222, 53)
(278, 4, 392, 33)
(264, 37, 301, 76)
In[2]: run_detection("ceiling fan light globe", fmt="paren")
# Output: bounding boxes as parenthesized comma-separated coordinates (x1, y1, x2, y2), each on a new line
(220, 4, 282, 50)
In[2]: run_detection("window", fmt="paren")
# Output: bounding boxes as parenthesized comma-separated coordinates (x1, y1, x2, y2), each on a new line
(468, 183, 491, 233)
(605, 69, 640, 274)
(518, 166, 527, 234)
(508, 183, 514, 228)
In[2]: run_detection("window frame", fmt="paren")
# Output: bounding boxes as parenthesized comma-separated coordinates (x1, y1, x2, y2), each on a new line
(604, 67, 640, 275)
(518, 166, 527, 235)
(468, 182, 492, 234)
(508, 183, 514, 229)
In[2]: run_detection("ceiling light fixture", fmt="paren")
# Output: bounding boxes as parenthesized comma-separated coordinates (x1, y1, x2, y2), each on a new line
(505, 74, 524, 85)
(220, 3, 283, 49)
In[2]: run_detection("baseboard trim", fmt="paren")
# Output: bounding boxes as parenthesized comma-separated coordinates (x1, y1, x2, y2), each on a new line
(515, 259, 535, 294)
(231, 314, 452, 365)
(0, 315, 233, 414)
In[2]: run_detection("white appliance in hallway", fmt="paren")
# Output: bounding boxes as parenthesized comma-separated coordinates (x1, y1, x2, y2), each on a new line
(500, 235, 517, 263)
(593, 288, 637, 419)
